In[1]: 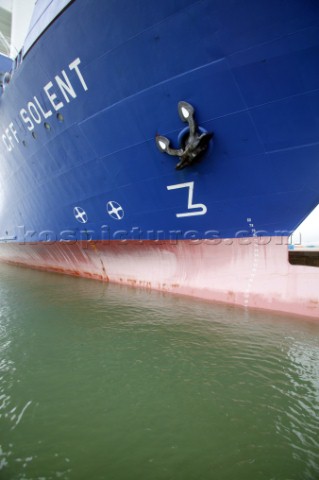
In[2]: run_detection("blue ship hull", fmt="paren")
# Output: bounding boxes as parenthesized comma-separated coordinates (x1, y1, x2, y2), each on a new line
(0, 0, 319, 318)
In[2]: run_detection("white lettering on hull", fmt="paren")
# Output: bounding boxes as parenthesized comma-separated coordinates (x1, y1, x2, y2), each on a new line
(167, 181, 207, 217)
(1, 57, 89, 150)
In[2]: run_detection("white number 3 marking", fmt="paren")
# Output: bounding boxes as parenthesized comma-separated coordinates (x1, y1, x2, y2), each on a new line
(167, 181, 207, 218)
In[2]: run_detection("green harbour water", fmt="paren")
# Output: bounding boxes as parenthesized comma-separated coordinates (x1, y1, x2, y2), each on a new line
(0, 262, 319, 480)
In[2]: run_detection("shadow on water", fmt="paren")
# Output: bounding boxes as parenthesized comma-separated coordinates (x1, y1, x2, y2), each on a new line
(0, 263, 319, 480)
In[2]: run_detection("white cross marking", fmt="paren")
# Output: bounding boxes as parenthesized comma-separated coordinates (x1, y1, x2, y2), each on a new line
(73, 206, 88, 223)
(106, 201, 124, 220)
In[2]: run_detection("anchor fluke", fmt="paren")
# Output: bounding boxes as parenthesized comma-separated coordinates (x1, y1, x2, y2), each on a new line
(178, 101, 194, 121)
(155, 135, 184, 157)
(156, 135, 170, 153)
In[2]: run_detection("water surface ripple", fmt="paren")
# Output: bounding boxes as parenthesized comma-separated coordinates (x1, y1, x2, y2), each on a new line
(0, 263, 319, 480)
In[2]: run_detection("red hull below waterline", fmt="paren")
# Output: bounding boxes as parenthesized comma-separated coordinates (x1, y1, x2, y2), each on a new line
(0, 237, 318, 320)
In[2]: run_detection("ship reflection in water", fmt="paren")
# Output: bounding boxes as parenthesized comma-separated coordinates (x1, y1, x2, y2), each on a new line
(0, 263, 319, 480)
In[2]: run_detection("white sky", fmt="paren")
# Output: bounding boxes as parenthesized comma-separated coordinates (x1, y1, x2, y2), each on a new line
(0, 0, 12, 12)
(292, 204, 319, 245)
